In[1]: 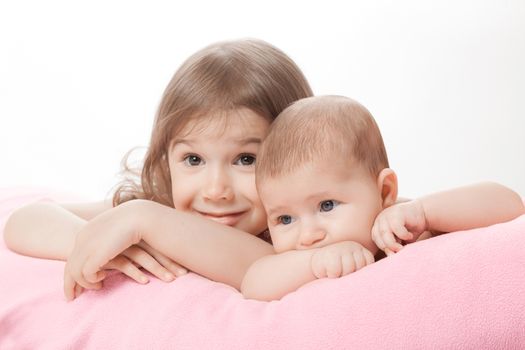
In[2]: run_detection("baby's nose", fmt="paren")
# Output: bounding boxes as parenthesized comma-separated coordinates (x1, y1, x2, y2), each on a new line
(299, 227, 326, 248)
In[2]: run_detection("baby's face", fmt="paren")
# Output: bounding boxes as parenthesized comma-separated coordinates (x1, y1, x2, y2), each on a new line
(259, 161, 383, 254)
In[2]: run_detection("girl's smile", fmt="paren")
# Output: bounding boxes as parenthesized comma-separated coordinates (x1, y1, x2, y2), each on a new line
(168, 108, 270, 236)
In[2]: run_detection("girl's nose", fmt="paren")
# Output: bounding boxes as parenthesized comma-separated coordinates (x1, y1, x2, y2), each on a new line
(202, 167, 234, 202)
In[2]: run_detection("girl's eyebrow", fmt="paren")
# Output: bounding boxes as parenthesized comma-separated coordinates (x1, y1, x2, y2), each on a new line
(235, 137, 263, 145)
(172, 137, 262, 147)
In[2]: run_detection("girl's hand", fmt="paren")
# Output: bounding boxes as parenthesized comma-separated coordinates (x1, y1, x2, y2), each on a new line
(310, 241, 374, 279)
(104, 241, 188, 284)
(371, 199, 428, 256)
(63, 200, 186, 301)
(66, 242, 188, 300)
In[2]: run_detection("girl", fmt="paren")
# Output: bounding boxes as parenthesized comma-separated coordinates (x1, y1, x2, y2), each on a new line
(4, 38, 313, 299)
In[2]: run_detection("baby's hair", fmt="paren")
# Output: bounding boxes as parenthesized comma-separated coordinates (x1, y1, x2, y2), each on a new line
(256, 95, 389, 185)
(113, 38, 313, 207)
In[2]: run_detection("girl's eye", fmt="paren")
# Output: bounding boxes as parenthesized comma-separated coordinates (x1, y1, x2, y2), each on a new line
(277, 215, 294, 225)
(235, 154, 256, 166)
(320, 200, 339, 212)
(183, 155, 203, 166)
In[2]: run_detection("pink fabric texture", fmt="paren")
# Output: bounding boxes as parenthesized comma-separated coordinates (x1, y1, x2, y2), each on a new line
(1, 188, 524, 349)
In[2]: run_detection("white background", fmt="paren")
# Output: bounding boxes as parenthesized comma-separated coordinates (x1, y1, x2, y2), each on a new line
(1, 0, 524, 201)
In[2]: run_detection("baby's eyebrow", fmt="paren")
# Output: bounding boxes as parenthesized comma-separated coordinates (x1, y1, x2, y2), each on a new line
(266, 206, 287, 218)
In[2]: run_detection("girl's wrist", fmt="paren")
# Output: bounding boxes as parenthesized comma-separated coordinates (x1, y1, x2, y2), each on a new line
(125, 199, 167, 242)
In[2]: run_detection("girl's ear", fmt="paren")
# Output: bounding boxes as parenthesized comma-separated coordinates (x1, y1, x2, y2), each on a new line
(376, 168, 398, 209)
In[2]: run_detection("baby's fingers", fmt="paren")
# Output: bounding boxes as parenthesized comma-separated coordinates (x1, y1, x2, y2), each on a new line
(325, 255, 342, 278)
(390, 221, 414, 241)
(340, 253, 356, 276)
(377, 221, 404, 253)
(363, 248, 375, 266)
(311, 254, 327, 279)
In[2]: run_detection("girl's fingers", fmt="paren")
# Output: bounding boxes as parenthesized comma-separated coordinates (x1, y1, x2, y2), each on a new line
(104, 256, 150, 284)
(137, 242, 188, 277)
(84, 270, 106, 284)
(64, 266, 99, 301)
(74, 284, 83, 299)
(64, 268, 76, 301)
(122, 246, 175, 282)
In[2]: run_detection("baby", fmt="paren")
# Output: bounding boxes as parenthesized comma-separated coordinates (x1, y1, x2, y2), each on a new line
(241, 95, 524, 300)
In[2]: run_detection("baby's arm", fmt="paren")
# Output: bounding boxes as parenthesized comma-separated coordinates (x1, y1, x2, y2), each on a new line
(419, 182, 524, 232)
(241, 241, 374, 301)
(373, 182, 525, 254)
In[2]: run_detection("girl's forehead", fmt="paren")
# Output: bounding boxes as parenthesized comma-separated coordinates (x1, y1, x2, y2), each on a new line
(176, 108, 270, 139)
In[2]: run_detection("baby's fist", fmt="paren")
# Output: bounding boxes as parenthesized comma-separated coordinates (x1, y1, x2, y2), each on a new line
(311, 241, 374, 279)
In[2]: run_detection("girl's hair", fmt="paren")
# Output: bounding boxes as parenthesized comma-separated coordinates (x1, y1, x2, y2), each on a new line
(256, 95, 389, 185)
(113, 39, 313, 207)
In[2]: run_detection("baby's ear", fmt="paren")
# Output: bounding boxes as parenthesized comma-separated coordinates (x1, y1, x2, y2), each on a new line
(377, 168, 398, 209)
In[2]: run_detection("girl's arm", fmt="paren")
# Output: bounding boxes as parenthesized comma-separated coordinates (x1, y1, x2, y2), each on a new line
(64, 199, 274, 299)
(139, 201, 275, 289)
(4, 200, 187, 284)
(3, 201, 110, 260)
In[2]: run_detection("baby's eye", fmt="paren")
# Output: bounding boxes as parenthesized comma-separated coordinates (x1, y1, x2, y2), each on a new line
(277, 215, 294, 225)
(183, 155, 203, 166)
(235, 154, 256, 166)
(320, 200, 339, 212)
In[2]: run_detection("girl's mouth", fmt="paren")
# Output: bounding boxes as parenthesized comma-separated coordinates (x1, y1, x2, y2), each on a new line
(197, 211, 246, 226)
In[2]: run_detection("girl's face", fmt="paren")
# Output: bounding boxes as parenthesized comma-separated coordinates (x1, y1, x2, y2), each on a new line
(168, 109, 270, 235)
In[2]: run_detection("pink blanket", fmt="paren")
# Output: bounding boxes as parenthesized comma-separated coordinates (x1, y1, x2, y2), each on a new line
(1, 188, 524, 349)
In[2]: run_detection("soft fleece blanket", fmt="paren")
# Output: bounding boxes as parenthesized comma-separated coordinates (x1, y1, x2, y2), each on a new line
(1, 188, 524, 349)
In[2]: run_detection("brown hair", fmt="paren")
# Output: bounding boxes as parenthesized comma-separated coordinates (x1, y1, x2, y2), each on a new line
(256, 95, 389, 185)
(113, 39, 313, 207)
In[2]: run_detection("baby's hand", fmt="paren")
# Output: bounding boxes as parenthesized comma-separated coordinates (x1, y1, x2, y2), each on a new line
(371, 199, 428, 256)
(310, 241, 374, 279)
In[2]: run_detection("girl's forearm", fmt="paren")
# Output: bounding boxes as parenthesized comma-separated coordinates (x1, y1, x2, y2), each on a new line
(421, 182, 524, 233)
(137, 200, 274, 290)
(4, 202, 85, 260)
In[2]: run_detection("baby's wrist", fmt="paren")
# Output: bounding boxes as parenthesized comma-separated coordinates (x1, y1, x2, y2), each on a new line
(414, 198, 430, 232)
